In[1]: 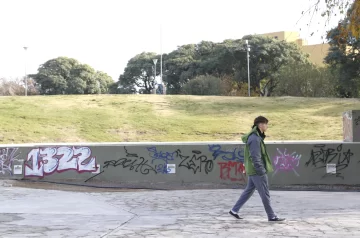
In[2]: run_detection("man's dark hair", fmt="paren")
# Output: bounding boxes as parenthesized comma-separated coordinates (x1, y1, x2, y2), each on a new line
(253, 116, 268, 127)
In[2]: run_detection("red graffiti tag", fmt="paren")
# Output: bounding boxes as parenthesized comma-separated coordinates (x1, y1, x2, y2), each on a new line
(218, 161, 246, 182)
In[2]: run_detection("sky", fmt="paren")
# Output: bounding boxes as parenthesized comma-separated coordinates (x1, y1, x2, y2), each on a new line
(0, 0, 343, 81)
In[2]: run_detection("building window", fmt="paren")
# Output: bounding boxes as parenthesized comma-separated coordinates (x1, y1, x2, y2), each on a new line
(274, 36, 278, 39)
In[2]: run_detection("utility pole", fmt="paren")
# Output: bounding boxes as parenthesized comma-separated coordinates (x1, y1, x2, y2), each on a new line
(245, 40, 251, 97)
(23, 46, 28, 96)
(153, 59, 158, 94)
(160, 25, 163, 87)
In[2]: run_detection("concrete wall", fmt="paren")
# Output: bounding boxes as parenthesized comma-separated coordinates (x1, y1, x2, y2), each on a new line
(343, 110, 360, 142)
(1, 141, 360, 187)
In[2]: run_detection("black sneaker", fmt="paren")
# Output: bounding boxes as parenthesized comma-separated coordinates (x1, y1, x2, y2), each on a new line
(229, 211, 243, 219)
(268, 216, 286, 222)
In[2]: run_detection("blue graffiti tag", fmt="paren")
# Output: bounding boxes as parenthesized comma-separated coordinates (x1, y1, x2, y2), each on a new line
(147, 146, 176, 174)
(208, 144, 244, 162)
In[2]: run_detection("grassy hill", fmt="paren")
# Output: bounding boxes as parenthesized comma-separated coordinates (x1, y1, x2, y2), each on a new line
(0, 95, 359, 144)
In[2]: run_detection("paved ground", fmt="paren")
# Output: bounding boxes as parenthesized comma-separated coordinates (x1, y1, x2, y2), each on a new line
(0, 185, 360, 238)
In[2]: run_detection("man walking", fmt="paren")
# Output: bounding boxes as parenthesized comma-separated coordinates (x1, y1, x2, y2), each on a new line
(229, 116, 285, 222)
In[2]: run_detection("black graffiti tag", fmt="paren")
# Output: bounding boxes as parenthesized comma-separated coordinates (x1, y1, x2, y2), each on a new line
(355, 116, 360, 126)
(84, 146, 157, 182)
(176, 150, 214, 174)
(103, 157, 157, 175)
(305, 144, 353, 179)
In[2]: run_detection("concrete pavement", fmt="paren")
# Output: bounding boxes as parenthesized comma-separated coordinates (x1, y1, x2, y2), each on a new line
(0, 185, 359, 237)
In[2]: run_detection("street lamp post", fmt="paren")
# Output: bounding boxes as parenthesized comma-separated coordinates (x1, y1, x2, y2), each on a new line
(23, 46, 28, 96)
(160, 25, 163, 86)
(153, 59, 158, 94)
(245, 40, 251, 97)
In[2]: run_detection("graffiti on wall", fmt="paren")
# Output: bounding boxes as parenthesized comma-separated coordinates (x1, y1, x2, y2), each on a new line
(147, 146, 176, 174)
(0, 148, 20, 175)
(355, 116, 360, 139)
(305, 144, 353, 179)
(218, 161, 246, 182)
(103, 147, 157, 175)
(175, 149, 214, 174)
(25, 147, 97, 177)
(146, 145, 244, 181)
(86, 147, 158, 182)
(87, 145, 244, 183)
(343, 112, 353, 142)
(208, 144, 244, 162)
(272, 148, 302, 177)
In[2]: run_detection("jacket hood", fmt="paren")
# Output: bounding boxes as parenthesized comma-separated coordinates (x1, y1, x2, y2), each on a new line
(241, 126, 259, 143)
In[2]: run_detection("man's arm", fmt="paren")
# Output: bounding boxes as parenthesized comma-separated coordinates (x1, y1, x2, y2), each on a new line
(248, 135, 266, 176)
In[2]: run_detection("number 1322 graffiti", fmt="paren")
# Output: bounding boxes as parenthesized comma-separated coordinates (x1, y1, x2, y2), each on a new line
(25, 147, 97, 177)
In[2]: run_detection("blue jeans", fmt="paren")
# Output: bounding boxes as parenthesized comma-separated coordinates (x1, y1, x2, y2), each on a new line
(232, 174, 276, 219)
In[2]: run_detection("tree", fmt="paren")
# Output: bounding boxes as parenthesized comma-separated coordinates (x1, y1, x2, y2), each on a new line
(273, 63, 337, 97)
(162, 44, 200, 94)
(163, 37, 308, 96)
(30, 57, 114, 95)
(306, 0, 360, 40)
(235, 35, 309, 96)
(31, 57, 76, 94)
(95, 71, 115, 94)
(182, 75, 223, 95)
(325, 9, 360, 97)
(119, 36, 308, 96)
(119, 52, 159, 94)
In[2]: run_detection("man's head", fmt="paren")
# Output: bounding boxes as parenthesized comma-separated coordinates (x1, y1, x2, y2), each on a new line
(253, 116, 269, 133)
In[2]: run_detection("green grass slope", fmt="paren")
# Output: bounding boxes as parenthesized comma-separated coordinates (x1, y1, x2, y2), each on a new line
(0, 95, 359, 144)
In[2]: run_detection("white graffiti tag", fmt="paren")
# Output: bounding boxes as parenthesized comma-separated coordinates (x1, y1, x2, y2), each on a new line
(25, 146, 97, 177)
(0, 148, 20, 175)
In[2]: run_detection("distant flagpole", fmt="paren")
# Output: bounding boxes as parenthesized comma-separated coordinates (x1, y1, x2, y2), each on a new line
(160, 25, 165, 94)
(160, 25, 163, 84)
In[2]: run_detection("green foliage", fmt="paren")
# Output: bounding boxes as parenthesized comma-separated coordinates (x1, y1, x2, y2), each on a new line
(120, 36, 309, 96)
(30, 57, 115, 95)
(119, 52, 158, 94)
(241, 35, 309, 96)
(325, 12, 360, 98)
(273, 63, 337, 97)
(182, 75, 223, 95)
(310, 0, 360, 39)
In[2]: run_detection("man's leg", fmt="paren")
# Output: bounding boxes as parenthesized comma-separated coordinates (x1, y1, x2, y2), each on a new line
(231, 176, 256, 213)
(251, 174, 276, 219)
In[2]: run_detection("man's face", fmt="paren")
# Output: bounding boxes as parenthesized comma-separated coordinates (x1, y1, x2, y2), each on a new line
(258, 123, 268, 132)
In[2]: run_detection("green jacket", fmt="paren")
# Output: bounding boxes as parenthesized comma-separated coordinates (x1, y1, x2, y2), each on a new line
(241, 126, 273, 176)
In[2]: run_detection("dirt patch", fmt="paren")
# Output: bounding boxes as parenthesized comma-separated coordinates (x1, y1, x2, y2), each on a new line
(138, 96, 176, 117)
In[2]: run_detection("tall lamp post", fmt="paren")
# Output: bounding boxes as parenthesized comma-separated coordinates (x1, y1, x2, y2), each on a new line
(245, 40, 251, 97)
(160, 25, 163, 87)
(153, 59, 158, 94)
(24, 46, 28, 96)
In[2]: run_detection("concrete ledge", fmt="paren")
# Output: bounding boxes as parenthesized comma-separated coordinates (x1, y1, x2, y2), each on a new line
(1, 141, 360, 187)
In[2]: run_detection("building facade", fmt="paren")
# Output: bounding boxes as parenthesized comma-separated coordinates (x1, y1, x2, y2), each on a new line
(259, 31, 330, 66)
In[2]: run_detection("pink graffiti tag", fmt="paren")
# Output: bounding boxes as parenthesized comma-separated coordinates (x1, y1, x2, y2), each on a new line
(25, 146, 97, 177)
(273, 148, 301, 177)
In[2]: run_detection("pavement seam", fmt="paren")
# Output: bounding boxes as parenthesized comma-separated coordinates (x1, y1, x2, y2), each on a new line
(100, 214, 137, 238)
(88, 193, 139, 238)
